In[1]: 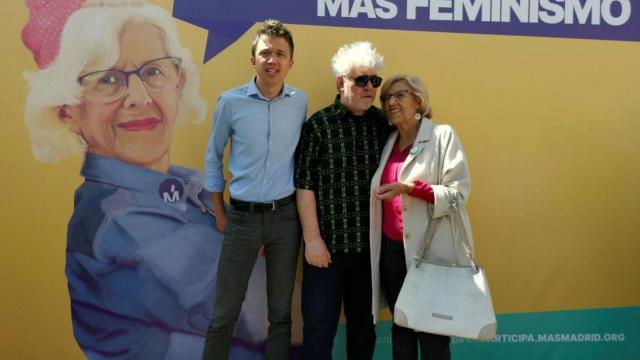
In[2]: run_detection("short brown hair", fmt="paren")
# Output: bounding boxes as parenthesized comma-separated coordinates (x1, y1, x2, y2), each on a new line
(251, 19, 294, 57)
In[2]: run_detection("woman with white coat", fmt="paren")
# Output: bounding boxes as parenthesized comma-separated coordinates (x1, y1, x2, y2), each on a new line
(369, 74, 473, 360)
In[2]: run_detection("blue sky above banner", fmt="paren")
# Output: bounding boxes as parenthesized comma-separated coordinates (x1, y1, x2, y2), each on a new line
(172, 0, 638, 63)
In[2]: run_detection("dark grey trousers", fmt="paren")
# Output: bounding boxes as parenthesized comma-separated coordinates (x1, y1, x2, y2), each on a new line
(203, 201, 301, 360)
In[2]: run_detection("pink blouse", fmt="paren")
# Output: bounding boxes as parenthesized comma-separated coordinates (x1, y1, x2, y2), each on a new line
(380, 141, 434, 242)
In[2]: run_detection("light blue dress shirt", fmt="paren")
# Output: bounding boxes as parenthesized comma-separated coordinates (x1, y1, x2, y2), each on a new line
(67, 154, 269, 360)
(204, 78, 308, 202)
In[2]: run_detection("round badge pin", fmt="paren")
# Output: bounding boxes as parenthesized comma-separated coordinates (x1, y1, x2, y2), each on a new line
(158, 178, 184, 203)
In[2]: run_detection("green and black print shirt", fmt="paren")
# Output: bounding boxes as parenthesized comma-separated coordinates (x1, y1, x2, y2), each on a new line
(295, 95, 391, 254)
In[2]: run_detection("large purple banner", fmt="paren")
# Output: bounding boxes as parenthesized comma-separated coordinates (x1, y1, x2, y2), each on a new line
(173, 0, 639, 62)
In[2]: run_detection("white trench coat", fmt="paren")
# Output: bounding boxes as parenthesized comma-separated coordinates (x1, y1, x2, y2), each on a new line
(369, 118, 474, 323)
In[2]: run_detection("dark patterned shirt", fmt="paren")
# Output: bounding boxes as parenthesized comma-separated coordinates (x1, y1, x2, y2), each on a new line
(295, 95, 391, 254)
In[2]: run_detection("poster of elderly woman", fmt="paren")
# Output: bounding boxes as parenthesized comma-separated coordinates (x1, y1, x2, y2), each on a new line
(21, 1, 269, 359)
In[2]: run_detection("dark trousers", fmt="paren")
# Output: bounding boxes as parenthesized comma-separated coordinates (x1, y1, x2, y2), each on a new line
(302, 251, 376, 360)
(380, 236, 451, 360)
(203, 201, 301, 360)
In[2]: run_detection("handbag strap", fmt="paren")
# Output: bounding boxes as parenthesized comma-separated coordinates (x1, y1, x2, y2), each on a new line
(413, 132, 443, 267)
(413, 133, 479, 274)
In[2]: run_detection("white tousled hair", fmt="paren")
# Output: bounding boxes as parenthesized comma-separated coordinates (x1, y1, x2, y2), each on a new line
(330, 41, 384, 77)
(23, 3, 206, 163)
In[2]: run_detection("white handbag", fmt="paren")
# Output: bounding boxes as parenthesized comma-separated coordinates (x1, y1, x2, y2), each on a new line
(393, 212, 497, 340)
(393, 137, 497, 340)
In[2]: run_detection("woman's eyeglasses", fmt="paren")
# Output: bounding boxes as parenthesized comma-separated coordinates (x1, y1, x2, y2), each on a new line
(348, 75, 383, 88)
(382, 89, 410, 102)
(78, 56, 182, 103)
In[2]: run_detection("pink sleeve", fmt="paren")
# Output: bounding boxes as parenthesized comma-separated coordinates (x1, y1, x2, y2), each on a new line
(409, 180, 434, 203)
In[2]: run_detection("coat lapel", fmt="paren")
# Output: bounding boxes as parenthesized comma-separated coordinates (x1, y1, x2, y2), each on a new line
(400, 119, 433, 177)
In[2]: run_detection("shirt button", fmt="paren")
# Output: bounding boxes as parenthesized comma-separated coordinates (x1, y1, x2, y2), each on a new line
(404, 233, 411, 239)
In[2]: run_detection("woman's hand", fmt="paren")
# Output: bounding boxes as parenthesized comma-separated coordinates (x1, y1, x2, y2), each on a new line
(374, 182, 413, 201)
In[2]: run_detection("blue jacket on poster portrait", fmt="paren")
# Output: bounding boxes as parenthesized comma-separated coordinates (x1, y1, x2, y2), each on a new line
(66, 154, 267, 360)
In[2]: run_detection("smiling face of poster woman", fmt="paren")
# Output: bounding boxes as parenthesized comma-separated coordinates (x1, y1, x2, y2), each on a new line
(64, 21, 184, 173)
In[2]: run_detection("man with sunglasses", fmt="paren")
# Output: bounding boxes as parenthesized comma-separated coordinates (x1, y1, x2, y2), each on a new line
(295, 41, 391, 359)
(203, 19, 307, 360)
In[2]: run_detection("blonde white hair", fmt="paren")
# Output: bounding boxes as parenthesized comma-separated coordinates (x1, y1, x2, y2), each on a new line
(24, 3, 206, 163)
(330, 41, 384, 77)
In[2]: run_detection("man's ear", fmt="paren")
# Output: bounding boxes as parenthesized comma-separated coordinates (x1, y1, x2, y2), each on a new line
(336, 76, 344, 93)
(250, 57, 256, 66)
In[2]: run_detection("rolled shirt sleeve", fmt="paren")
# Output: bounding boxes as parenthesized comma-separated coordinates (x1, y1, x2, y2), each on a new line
(204, 96, 230, 193)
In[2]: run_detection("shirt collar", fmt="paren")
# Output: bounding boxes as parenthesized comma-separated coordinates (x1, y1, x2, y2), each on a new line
(331, 94, 382, 120)
(246, 77, 294, 101)
(80, 154, 202, 204)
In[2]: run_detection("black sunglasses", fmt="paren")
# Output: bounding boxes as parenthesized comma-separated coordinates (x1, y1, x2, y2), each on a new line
(350, 75, 383, 88)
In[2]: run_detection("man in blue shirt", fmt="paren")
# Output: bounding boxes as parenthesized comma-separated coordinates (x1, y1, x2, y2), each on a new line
(202, 19, 307, 360)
